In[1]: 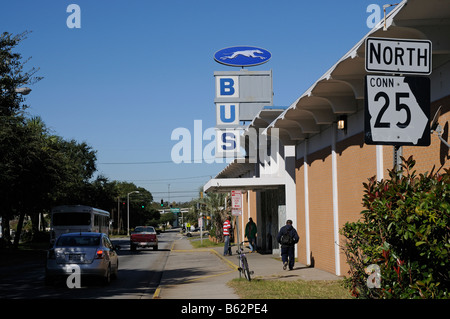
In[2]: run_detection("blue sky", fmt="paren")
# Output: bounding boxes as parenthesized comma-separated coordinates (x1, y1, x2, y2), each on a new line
(1, 0, 386, 202)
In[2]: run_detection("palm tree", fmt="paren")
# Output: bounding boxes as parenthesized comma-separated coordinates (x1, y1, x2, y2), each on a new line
(202, 192, 229, 241)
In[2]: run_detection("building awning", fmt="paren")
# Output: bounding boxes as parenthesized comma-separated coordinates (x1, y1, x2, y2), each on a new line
(204, 107, 287, 193)
(204, 176, 285, 193)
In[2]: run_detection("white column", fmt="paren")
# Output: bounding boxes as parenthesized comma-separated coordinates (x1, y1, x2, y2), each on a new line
(331, 126, 341, 276)
(303, 141, 311, 266)
(284, 144, 297, 221)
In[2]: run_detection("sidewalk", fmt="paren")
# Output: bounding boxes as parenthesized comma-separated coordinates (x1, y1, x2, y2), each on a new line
(153, 233, 340, 299)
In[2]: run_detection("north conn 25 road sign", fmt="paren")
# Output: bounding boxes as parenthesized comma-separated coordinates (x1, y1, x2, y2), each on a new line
(364, 75, 430, 146)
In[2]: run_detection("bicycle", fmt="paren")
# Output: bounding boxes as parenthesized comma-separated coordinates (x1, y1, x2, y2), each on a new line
(236, 241, 254, 281)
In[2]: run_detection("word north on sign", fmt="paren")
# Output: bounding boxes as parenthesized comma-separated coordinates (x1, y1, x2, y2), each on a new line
(364, 75, 430, 146)
(365, 37, 432, 75)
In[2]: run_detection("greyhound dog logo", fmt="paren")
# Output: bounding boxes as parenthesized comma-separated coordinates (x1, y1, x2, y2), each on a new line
(220, 49, 267, 61)
(214, 46, 271, 67)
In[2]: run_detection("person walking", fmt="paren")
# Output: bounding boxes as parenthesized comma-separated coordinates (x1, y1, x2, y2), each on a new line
(277, 220, 299, 270)
(223, 216, 232, 256)
(244, 217, 257, 253)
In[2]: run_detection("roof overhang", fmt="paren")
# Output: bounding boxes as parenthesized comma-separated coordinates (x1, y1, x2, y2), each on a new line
(203, 176, 285, 193)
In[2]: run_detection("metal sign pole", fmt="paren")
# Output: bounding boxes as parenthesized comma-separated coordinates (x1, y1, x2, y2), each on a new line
(393, 145, 403, 174)
(235, 215, 240, 278)
(200, 214, 203, 246)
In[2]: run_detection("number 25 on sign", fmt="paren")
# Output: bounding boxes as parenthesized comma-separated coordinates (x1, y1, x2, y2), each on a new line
(364, 75, 430, 146)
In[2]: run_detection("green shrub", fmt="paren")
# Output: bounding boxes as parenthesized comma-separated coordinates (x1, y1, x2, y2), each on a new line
(341, 156, 449, 299)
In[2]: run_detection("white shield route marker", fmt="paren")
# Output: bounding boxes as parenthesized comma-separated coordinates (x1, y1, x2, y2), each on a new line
(365, 75, 430, 146)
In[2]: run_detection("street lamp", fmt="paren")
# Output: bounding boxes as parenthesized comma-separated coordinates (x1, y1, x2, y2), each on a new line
(127, 190, 140, 236)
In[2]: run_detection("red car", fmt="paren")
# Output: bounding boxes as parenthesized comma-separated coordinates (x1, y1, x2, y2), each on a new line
(130, 226, 158, 251)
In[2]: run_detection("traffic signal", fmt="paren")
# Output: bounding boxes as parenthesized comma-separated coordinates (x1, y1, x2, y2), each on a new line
(141, 205, 145, 208)
(160, 199, 164, 207)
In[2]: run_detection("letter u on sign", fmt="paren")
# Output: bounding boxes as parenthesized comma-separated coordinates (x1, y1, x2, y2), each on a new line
(216, 104, 239, 125)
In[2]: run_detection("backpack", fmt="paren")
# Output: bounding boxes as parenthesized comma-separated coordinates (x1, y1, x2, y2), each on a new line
(280, 231, 294, 246)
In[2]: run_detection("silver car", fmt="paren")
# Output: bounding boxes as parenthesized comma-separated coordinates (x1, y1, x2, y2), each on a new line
(45, 232, 119, 285)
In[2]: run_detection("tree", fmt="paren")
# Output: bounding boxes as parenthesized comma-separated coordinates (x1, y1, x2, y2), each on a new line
(0, 31, 42, 116)
(341, 157, 449, 299)
(0, 32, 159, 246)
(160, 212, 176, 229)
(201, 192, 228, 241)
(0, 32, 42, 246)
(115, 182, 155, 231)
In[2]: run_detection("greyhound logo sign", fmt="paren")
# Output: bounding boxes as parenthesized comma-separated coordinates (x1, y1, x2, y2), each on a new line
(214, 46, 271, 67)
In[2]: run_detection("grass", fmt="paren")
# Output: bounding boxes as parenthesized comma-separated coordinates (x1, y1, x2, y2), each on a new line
(186, 237, 352, 299)
(227, 278, 352, 299)
(189, 238, 223, 249)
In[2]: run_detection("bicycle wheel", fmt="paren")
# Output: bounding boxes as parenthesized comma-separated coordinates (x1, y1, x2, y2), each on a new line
(241, 256, 251, 281)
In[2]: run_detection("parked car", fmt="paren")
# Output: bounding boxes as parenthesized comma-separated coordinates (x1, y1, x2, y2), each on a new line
(185, 229, 209, 237)
(45, 232, 119, 285)
(130, 226, 158, 251)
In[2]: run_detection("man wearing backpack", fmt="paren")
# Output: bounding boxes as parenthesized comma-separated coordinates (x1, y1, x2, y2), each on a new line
(277, 220, 299, 270)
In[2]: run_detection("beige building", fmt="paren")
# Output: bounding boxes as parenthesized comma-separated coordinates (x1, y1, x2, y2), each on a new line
(204, 0, 450, 276)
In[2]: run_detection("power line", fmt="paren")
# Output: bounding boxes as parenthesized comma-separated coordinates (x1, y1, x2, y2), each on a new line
(150, 190, 198, 194)
(99, 159, 218, 165)
(99, 160, 173, 165)
(124, 175, 212, 182)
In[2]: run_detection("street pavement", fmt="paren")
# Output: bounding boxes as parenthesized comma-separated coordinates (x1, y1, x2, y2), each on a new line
(152, 232, 340, 299)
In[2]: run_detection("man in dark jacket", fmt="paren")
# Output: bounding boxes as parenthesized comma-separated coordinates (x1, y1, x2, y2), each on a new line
(276, 220, 299, 270)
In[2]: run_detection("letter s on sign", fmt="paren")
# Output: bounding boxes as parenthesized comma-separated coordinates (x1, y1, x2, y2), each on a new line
(222, 132, 237, 151)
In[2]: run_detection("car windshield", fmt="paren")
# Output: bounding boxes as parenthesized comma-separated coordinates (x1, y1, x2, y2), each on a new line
(56, 235, 100, 247)
(134, 226, 155, 233)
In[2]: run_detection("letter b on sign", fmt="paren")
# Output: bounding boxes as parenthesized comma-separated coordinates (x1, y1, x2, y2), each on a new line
(220, 78, 235, 96)
(216, 76, 239, 98)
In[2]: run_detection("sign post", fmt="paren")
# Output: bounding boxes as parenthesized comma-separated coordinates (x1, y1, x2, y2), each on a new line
(198, 215, 203, 245)
(231, 190, 242, 249)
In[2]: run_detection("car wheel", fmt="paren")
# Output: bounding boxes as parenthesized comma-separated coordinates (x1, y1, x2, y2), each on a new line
(153, 245, 158, 251)
(130, 243, 136, 251)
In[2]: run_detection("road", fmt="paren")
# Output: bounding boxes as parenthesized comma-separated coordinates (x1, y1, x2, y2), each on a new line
(0, 230, 179, 299)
